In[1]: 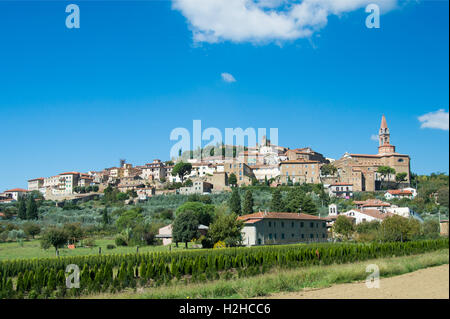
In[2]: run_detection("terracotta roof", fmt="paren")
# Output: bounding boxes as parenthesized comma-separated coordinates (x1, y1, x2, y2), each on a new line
(238, 212, 325, 223)
(331, 183, 353, 186)
(380, 115, 388, 129)
(355, 199, 391, 207)
(59, 172, 80, 175)
(356, 209, 394, 220)
(28, 178, 44, 182)
(4, 188, 28, 193)
(387, 190, 413, 195)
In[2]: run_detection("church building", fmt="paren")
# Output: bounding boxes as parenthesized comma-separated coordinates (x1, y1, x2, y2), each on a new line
(333, 115, 411, 192)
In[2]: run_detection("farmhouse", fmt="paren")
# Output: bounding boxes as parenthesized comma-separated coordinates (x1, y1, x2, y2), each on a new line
(238, 212, 328, 246)
(384, 189, 414, 200)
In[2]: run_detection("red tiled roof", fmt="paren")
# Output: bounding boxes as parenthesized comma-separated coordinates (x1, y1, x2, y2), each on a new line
(4, 188, 28, 193)
(59, 172, 80, 175)
(356, 209, 395, 220)
(28, 178, 44, 182)
(238, 211, 325, 223)
(387, 190, 413, 195)
(354, 199, 391, 207)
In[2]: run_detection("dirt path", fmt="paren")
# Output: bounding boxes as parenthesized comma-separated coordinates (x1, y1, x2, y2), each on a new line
(265, 264, 449, 299)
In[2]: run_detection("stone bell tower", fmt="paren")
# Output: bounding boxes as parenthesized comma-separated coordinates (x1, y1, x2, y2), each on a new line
(378, 115, 396, 154)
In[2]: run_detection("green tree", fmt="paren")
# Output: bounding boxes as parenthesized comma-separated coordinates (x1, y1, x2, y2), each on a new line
(17, 197, 27, 220)
(270, 188, 284, 211)
(377, 166, 396, 187)
(116, 208, 144, 231)
(437, 187, 449, 208)
(242, 190, 254, 215)
(172, 162, 192, 183)
(172, 210, 199, 248)
(320, 164, 337, 176)
(380, 215, 421, 242)
(228, 188, 241, 215)
(23, 223, 41, 239)
(116, 192, 129, 201)
(101, 208, 110, 226)
(422, 220, 440, 239)
(63, 223, 84, 244)
(40, 228, 69, 255)
(228, 173, 238, 187)
(395, 172, 408, 185)
(176, 201, 214, 226)
(26, 196, 38, 220)
(332, 215, 354, 239)
(208, 213, 244, 247)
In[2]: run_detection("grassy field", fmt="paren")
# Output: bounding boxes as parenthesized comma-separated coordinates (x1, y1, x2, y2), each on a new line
(85, 249, 449, 299)
(0, 239, 198, 261)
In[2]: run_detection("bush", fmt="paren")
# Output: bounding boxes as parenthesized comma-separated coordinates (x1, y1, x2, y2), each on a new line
(106, 244, 116, 250)
(82, 238, 96, 247)
(115, 236, 128, 246)
(8, 229, 26, 241)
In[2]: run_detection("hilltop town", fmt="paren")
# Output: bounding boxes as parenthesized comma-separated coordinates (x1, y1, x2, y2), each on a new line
(0, 115, 413, 204)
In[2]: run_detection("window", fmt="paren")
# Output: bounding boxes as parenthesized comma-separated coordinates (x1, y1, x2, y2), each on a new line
(301, 234, 304, 239)
(268, 221, 272, 227)
(281, 222, 284, 228)
(310, 234, 314, 238)
(322, 222, 326, 228)
(300, 222, 304, 228)
(322, 234, 326, 238)
(269, 233, 272, 239)
(281, 233, 285, 239)
(310, 222, 314, 228)
(292, 233, 295, 238)
(291, 222, 294, 228)
(258, 238, 262, 245)
(274, 222, 276, 227)
(274, 233, 277, 239)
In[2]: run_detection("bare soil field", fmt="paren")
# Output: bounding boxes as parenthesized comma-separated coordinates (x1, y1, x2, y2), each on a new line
(266, 264, 449, 299)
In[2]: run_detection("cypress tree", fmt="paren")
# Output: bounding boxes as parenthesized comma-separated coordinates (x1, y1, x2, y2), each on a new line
(18, 197, 27, 220)
(242, 190, 254, 215)
(16, 272, 24, 292)
(270, 188, 284, 212)
(26, 196, 39, 220)
(229, 188, 241, 215)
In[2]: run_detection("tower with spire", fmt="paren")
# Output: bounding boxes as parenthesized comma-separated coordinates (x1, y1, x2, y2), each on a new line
(378, 115, 396, 154)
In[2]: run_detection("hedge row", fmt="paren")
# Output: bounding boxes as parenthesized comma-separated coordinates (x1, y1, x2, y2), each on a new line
(0, 239, 448, 298)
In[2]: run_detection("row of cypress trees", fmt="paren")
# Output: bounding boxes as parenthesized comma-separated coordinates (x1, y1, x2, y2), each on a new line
(0, 239, 447, 298)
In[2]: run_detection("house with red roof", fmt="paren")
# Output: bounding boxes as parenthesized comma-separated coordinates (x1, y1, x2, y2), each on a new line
(384, 189, 414, 200)
(237, 211, 328, 246)
(1, 188, 28, 201)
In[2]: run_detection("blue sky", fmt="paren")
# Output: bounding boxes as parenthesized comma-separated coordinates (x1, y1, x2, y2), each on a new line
(0, 0, 448, 191)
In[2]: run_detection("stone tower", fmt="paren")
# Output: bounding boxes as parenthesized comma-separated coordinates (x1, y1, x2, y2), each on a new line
(378, 115, 396, 154)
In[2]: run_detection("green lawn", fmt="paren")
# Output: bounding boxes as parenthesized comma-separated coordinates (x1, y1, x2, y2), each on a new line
(0, 238, 198, 261)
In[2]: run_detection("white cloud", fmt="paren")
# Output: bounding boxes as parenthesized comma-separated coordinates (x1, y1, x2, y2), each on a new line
(172, 0, 399, 43)
(370, 134, 379, 141)
(418, 109, 449, 131)
(221, 72, 237, 82)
